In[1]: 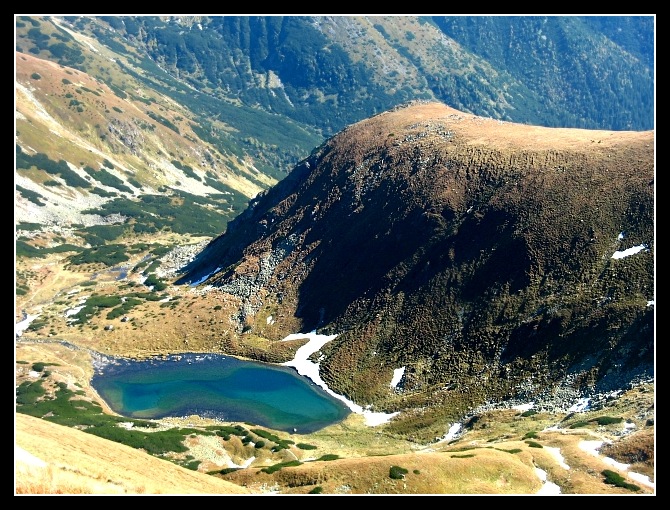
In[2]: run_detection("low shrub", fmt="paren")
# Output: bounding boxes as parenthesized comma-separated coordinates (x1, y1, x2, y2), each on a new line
(316, 454, 339, 461)
(32, 362, 59, 372)
(389, 465, 408, 480)
(498, 448, 522, 454)
(593, 416, 623, 426)
(569, 421, 590, 429)
(601, 469, 640, 491)
(261, 460, 302, 474)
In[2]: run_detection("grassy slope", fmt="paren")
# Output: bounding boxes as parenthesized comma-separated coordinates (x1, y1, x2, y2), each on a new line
(15, 413, 253, 495)
(15, 340, 654, 495)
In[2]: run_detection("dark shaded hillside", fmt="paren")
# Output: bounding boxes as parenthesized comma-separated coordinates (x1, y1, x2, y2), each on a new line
(177, 101, 654, 439)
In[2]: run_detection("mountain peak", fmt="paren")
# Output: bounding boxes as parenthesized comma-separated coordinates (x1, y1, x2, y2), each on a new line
(178, 101, 653, 435)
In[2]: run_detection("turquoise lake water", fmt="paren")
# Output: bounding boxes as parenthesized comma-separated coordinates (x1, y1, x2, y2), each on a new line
(91, 353, 351, 433)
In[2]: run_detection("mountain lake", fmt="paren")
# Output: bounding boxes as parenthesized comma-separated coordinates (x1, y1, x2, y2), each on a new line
(91, 352, 351, 434)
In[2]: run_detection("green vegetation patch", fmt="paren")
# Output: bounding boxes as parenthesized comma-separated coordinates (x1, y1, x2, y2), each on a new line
(16, 185, 46, 206)
(16, 240, 81, 259)
(208, 424, 249, 439)
(147, 111, 180, 133)
(389, 465, 409, 479)
(90, 187, 117, 198)
(208, 467, 241, 475)
(569, 416, 624, 429)
(67, 289, 168, 325)
(601, 469, 640, 492)
(31, 362, 60, 372)
(16, 377, 207, 456)
(497, 448, 523, 454)
(83, 165, 132, 193)
(27, 317, 51, 333)
(16, 222, 43, 232)
(315, 454, 339, 461)
(67, 244, 129, 267)
(593, 416, 623, 426)
(172, 160, 201, 181)
(143, 274, 167, 291)
(15, 380, 46, 405)
(16, 147, 91, 189)
(250, 428, 295, 451)
(78, 224, 128, 246)
(105, 297, 143, 319)
(83, 191, 237, 237)
(569, 421, 591, 429)
(261, 460, 303, 474)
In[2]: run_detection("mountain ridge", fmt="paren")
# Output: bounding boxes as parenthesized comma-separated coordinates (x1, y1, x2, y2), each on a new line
(15, 16, 655, 494)
(15, 101, 655, 495)
(177, 101, 654, 438)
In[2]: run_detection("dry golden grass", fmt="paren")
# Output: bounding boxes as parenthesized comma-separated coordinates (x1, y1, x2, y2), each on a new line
(15, 326, 655, 495)
(15, 413, 254, 495)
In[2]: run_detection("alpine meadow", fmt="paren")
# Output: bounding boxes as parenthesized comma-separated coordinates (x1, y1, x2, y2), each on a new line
(15, 15, 655, 495)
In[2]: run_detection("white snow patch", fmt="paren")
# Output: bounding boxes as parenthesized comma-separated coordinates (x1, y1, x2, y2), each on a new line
(545, 446, 570, 470)
(390, 367, 405, 389)
(281, 331, 399, 426)
(568, 397, 591, 412)
(535, 467, 561, 495)
(16, 313, 39, 337)
(612, 244, 648, 259)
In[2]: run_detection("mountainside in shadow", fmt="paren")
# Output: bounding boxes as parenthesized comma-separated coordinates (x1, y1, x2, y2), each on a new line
(178, 101, 654, 437)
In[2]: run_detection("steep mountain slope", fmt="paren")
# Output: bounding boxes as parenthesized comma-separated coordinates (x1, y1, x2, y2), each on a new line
(14, 15, 654, 279)
(84, 15, 654, 132)
(178, 101, 654, 439)
(15, 51, 274, 228)
(15, 16, 655, 495)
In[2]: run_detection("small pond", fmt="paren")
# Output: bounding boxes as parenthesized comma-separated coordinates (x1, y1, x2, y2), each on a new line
(91, 352, 351, 434)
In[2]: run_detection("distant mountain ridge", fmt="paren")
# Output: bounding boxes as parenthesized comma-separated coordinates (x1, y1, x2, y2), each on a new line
(178, 101, 654, 438)
(15, 15, 654, 238)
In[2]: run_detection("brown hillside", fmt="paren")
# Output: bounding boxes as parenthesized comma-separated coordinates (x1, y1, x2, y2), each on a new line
(176, 101, 653, 440)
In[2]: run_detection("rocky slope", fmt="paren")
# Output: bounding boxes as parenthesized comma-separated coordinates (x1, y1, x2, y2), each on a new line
(177, 101, 654, 439)
(15, 50, 276, 231)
